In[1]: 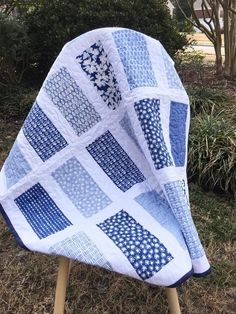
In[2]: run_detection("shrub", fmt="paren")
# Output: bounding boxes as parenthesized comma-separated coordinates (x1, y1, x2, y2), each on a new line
(186, 86, 230, 116)
(175, 49, 207, 84)
(0, 13, 30, 86)
(0, 86, 37, 121)
(19, 0, 188, 80)
(188, 113, 236, 196)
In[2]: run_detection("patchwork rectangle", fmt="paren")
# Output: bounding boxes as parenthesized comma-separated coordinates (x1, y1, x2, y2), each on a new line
(52, 157, 111, 217)
(169, 101, 188, 167)
(44, 67, 101, 135)
(86, 131, 145, 192)
(135, 191, 186, 249)
(113, 29, 157, 89)
(164, 181, 204, 259)
(76, 41, 122, 110)
(98, 210, 173, 280)
(23, 102, 68, 161)
(4, 142, 31, 188)
(49, 231, 112, 270)
(134, 98, 173, 169)
(14, 183, 72, 239)
(161, 47, 183, 90)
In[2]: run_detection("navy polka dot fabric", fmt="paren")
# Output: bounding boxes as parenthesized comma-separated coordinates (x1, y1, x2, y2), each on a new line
(98, 210, 173, 280)
(134, 98, 173, 170)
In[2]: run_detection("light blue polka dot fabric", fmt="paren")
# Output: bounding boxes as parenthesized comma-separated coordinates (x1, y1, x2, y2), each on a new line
(52, 157, 111, 217)
(0, 28, 210, 287)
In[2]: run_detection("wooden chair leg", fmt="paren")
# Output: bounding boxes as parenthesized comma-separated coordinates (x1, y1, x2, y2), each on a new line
(165, 288, 181, 314)
(53, 256, 72, 314)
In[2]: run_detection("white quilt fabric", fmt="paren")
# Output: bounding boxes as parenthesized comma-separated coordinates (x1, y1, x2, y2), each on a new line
(0, 28, 210, 287)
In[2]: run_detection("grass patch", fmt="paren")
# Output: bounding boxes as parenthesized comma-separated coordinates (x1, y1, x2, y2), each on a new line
(190, 184, 236, 243)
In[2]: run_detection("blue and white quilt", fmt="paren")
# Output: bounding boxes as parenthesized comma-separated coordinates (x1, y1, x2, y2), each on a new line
(0, 28, 210, 287)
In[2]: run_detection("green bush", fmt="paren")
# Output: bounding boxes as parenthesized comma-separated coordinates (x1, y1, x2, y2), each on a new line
(19, 0, 188, 80)
(0, 87, 37, 121)
(0, 13, 30, 86)
(175, 49, 206, 82)
(188, 113, 236, 196)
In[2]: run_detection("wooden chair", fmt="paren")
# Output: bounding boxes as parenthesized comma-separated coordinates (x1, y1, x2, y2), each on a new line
(53, 256, 181, 314)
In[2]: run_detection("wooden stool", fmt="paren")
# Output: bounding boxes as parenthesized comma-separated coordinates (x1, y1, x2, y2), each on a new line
(53, 256, 181, 314)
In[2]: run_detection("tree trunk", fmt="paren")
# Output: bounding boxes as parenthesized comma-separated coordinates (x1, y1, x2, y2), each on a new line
(214, 42, 223, 75)
(212, 0, 223, 75)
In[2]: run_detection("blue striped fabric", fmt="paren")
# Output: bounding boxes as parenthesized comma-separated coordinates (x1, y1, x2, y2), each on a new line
(15, 183, 72, 239)
(87, 131, 145, 191)
(23, 102, 68, 161)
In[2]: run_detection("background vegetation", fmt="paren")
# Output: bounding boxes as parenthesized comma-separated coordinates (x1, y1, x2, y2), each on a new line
(1, 0, 187, 84)
(0, 1, 236, 313)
